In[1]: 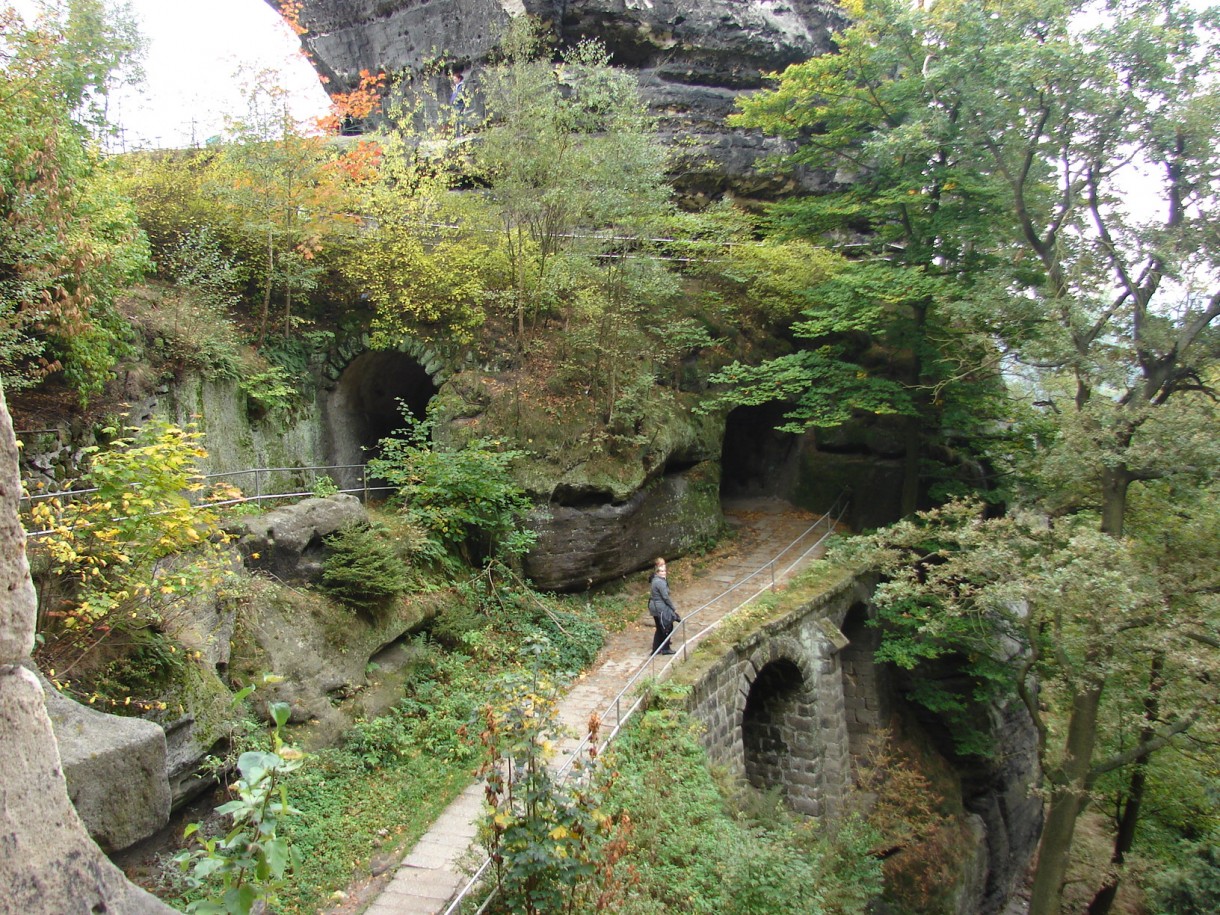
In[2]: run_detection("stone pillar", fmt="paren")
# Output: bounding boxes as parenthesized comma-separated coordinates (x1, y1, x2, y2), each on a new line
(0, 385, 177, 915)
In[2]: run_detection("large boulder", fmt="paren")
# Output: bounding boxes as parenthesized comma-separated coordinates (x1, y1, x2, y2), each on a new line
(40, 674, 172, 853)
(525, 462, 723, 590)
(0, 386, 176, 914)
(227, 578, 446, 741)
(229, 493, 368, 581)
(274, 0, 846, 200)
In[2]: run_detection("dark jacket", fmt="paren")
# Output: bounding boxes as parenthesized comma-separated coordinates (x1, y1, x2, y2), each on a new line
(648, 573, 678, 623)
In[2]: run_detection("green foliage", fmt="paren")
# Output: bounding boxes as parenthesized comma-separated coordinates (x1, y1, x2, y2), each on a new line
(730, 6, 1220, 905)
(837, 495, 1220, 912)
(208, 79, 364, 347)
(351, 185, 499, 347)
(237, 362, 299, 417)
(88, 626, 187, 709)
(0, 1, 151, 399)
(30, 419, 236, 695)
(595, 709, 883, 914)
(866, 591, 1012, 758)
(478, 655, 625, 915)
(318, 522, 412, 611)
(174, 700, 305, 914)
(1149, 840, 1220, 915)
(346, 642, 478, 767)
(310, 474, 339, 498)
(368, 413, 536, 564)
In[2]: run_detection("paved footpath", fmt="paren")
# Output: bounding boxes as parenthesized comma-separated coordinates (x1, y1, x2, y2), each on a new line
(359, 497, 838, 915)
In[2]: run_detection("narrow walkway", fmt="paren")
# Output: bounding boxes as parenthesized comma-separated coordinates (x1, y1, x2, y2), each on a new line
(360, 497, 837, 915)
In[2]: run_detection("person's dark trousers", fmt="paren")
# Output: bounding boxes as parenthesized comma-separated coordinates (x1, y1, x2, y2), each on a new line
(652, 616, 675, 654)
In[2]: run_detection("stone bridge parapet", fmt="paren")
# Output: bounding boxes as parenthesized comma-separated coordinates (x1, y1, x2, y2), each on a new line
(682, 572, 882, 819)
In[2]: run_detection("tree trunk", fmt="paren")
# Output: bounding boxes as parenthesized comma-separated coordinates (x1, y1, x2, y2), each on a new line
(1085, 653, 1164, 915)
(901, 414, 920, 517)
(259, 229, 274, 348)
(1028, 682, 1104, 915)
(1099, 467, 1130, 537)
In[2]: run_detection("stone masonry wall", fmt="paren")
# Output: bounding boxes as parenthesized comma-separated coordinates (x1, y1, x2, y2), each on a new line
(683, 575, 873, 820)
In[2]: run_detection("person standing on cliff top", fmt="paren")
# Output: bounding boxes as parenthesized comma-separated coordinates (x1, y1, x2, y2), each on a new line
(648, 557, 680, 656)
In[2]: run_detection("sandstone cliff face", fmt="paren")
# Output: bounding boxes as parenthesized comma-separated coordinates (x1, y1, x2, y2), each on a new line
(0, 391, 176, 913)
(271, 0, 846, 199)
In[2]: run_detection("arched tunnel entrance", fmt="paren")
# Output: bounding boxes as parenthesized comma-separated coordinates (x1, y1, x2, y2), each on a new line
(741, 656, 822, 816)
(720, 403, 803, 501)
(323, 350, 439, 491)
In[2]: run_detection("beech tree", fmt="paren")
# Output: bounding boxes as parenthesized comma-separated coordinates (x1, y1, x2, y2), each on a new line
(723, 0, 1026, 514)
(736, 0, 1220, 910)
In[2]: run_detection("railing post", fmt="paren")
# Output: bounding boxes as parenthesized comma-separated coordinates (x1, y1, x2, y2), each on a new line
(770, 559, 776, 591)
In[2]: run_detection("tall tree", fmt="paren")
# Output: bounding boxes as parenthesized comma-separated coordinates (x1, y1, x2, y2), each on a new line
(473, 20, 673, 343)
(737, 0, 1220, 911)
(0, 0, 149, 399)
(724, 0, 1022, 513)
(209, 70, 366, 345)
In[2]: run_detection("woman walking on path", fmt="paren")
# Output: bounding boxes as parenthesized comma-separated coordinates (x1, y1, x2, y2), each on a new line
(648, 557, 680, 655)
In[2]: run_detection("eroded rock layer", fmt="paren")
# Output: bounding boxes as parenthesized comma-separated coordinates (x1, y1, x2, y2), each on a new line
(269, 0, 846, 198)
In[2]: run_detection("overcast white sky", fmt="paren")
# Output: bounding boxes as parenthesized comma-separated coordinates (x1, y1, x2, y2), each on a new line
(107, 0, 330, 149)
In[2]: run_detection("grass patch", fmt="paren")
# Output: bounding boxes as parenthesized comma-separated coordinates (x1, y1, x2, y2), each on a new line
(590, 708, 884, 915)
(276, 747, 470, 913)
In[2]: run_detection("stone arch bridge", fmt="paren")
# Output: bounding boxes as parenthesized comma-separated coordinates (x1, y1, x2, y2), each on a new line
(675, 571, 1042, 914)
(682, 573, 883, 819)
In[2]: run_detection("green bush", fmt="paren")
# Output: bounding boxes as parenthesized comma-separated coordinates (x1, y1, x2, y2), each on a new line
(367, 414, 536, 565)
(1149, 841, 1220, 915)
(318, 523, 412, 611)
(346, 641, 479, 768)
(593, 709, 883, 915)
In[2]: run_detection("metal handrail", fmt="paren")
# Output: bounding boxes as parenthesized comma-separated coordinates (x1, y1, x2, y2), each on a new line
(19, 463, 395, 539)
(19, 463, 373, 505)
(442, 491, 850, 914)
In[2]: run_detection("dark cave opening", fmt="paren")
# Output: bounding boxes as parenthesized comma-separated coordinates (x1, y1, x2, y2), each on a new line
(326, 351, 439, 491)
(719, 402, 802, 500)
(344, 351, 437, 452)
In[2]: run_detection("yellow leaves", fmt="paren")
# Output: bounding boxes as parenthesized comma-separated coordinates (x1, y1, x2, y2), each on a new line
(549, 825, 570, 841)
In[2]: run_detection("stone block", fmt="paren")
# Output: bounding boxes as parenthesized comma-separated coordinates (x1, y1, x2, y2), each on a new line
(0, 667, 176, 914)
(41, 678, 171, 853)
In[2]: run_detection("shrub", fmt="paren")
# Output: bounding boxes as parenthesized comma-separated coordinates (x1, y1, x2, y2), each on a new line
(318, 523, 412, 611)
(367, 413, 536, 565)
(593, 709, 883, 915)
(1149, 841, 1220, 915)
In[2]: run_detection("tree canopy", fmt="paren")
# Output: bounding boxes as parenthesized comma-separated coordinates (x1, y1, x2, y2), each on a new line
(0, 0, 149, 399)
(738, 0, 1219, 910)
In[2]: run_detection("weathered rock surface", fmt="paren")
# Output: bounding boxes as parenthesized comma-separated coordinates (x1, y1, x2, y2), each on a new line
(228, 577, 444, 741)
(962, 698, 1044, 914)
(526, 463, 723, 590)
(274, 0, 846, 199)
(229, 492, 368, 581)
(40, 672, 173, 853)
(0, 386, 176, 914)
